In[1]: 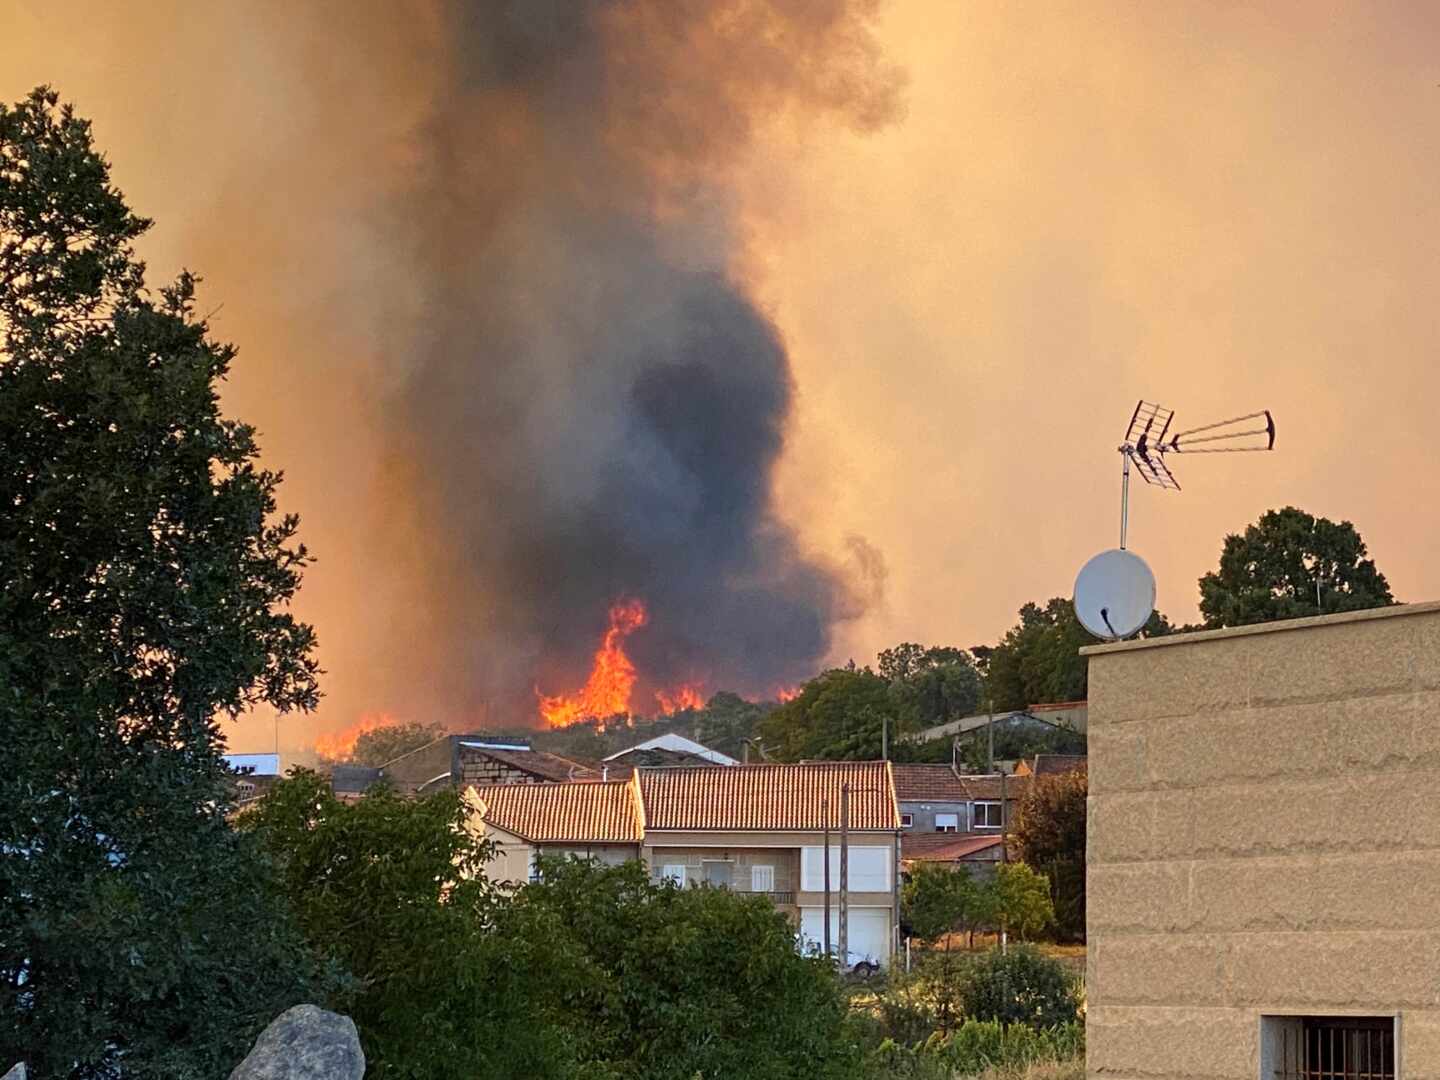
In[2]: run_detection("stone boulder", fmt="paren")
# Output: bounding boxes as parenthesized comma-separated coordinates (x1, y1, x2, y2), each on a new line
(229, 1005, 364, 1080)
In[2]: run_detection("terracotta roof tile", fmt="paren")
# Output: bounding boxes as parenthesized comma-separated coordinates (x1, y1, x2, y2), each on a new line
(957, 774, 1031, 802)
(639, 762, 898, 832)
(901, 832, 1005, 863)
(892, 764, 968, 802)
(470, 780, 642, 843)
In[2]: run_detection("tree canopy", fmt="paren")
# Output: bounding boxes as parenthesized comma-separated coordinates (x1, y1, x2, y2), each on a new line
(1198, 506, 1395, 628)
(344, 720, 446, 766)
(979, 598, 1171, 711)
(0, 88, 322, 1077)
(244, 773, 862, 1080)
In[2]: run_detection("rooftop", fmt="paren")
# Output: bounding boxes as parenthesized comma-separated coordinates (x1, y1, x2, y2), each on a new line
(891, 763, 968, 802)
(470, 780, 643, 844)
(638, 762, 898, 831)
(1079, 599, 1440, 655)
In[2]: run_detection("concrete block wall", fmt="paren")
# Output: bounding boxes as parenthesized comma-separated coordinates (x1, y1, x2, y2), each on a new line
(1084, 601, 1440, 1080)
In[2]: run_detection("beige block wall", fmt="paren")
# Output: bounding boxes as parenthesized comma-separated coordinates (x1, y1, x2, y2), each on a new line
(1085, 602, 1440, 1079)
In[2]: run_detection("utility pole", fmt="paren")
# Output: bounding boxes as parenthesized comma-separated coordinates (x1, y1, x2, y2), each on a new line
(839, 782, 850, 968)
(1000, 768, 1008, 864)
(881, 714, 888, 762)
(822, 797, 831, 961)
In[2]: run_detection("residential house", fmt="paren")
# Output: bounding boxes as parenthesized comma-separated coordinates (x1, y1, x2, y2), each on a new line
(466, 761, 903, 970)
(638, 762, 901, 970)
(603, 732, 738, 768)
(1084, 601, 1440, 1080)
(469, 779, 643, 883)
(892, 764, 1026, 875)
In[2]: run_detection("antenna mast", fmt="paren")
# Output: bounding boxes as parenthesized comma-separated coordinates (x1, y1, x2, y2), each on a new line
(1117, 400, 1274, 548)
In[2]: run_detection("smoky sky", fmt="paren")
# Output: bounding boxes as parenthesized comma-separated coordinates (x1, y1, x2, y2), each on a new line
(359, 1, 903, 720)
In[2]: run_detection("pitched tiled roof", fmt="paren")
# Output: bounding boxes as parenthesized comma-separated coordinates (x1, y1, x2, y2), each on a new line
(957, 774, 1031, 802)
(470, 780, 643, 843)
(892, 764, 968, 802)
(639, 762, 898, 831)
(901, 832, 1005, 863)
(1029, 754, 1087, 776)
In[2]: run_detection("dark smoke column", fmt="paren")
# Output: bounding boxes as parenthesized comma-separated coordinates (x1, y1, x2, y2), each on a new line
(388, 0, 902, 723)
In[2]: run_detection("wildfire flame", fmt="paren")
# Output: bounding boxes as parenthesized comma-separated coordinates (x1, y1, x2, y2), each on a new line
(537, 599, 648, 727)
(537, 598, 706, 727)
(776, 686, 800, 703)
(655, 685, 704, 714)
(314, 711, 397, 761)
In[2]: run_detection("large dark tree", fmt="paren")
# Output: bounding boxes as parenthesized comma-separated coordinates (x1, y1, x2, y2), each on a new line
(1198, 506, 1395, 628)
(980, 598, 1171, 711)
(0, 89, 324, 1077)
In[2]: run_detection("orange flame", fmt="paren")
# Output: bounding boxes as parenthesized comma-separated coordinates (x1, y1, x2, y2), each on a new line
(315, 711, 397, 761)
(537, 599, 648, 727)
(655, 685, 704, 714)
(776, 686, 800, 703)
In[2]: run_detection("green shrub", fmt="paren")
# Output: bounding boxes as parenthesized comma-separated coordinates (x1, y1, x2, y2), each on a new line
(959, 945, 1078, 1029)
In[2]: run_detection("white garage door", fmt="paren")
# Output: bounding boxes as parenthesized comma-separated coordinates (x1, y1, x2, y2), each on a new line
(799, 907, 890, 968)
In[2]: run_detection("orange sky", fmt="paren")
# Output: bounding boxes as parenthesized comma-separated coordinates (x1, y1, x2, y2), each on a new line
(7, 2, 1440, 751)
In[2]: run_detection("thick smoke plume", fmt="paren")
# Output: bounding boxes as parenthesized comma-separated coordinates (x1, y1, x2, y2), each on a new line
(4, 1, 902, 736)
(373, 1, 901, 723)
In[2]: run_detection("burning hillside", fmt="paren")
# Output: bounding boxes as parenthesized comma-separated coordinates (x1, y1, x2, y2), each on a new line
(536, 598, 705, 728)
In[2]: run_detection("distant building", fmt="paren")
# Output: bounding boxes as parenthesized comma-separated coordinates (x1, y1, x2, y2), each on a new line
(602, 733, 738, 768)
(891, 763, 1028, 875)
(468, 761, 902, 972)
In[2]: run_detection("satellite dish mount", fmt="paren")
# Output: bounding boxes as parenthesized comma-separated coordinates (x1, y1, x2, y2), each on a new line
(1117, 401, 1275, 549)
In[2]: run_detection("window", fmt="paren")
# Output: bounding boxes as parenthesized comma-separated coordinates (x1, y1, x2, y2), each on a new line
(900, 813, 913, 828)
(751, 865, 775, 893)
(702, 860, 734, 888)
(660, 864, 689, 886)
(973, 801, 1002, 828)
(935, 812, 959, 833)
(1263, 1015, 1394, 1080)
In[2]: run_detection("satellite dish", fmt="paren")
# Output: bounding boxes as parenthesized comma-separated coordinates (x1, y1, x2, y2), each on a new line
(1073, 548, 1155, 641)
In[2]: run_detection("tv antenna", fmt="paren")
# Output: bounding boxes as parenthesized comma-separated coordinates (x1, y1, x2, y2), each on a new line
(1117, 401, 1275, 549)
(1074, 399, 1277, 642)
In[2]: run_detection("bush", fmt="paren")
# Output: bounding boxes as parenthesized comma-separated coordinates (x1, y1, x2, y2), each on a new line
(960, 946, 1078, 1029)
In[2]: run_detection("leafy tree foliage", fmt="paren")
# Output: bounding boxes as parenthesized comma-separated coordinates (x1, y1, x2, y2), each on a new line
(993, 862, 1054, 941)
(902, 861, 1054, 947)
(509, 858, 860, 1080)
(901, 862, 979, 946)
(758, 667, 894, 760)
(881, 643, 982, 735)
(1010, 771, 1088, 942)
(246, 774, 862, 1079)
(1199, 506, 1395, 628)
(0, 88, 323, 1077)
(344, 721, 446, 766)
(959, 946, 1078, 1029)
(981, 598, 1171, 710)
(241, 772, 558, 1079)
